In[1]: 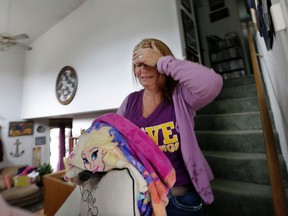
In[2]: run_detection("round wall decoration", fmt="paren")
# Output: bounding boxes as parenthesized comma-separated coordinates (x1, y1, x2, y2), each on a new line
(36, 125, 45, 133)
(55, 66, 78, 105)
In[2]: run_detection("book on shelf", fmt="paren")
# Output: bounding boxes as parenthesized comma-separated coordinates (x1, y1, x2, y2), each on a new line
(222, 70, 245, 79)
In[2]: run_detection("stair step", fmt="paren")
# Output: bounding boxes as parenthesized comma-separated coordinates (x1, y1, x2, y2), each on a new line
(206, 179, 278, 216)
(197, 130, 281, 154)
(203, 151, 288, 186)
(197, 130, 275, 154)
(217, 84, 257, 100)
(195, 112, 262, 131)
(198, 97, 260, 114)
(222, 75, 255, 88)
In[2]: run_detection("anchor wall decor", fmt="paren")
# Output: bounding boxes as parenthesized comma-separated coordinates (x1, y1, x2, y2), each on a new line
(10, 139, 25, 157)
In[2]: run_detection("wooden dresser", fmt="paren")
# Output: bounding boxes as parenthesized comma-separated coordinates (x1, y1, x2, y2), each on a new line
(43, 170, 76, 216)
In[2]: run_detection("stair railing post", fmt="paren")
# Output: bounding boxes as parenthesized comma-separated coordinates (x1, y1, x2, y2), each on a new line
(246, 21, 288, 216)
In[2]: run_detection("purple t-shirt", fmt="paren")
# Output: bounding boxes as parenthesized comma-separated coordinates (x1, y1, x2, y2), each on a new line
(124, 90, 191, 186)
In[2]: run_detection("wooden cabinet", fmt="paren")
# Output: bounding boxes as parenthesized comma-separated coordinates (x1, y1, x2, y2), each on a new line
(207, 33, 246, 79)
(43, 170, 76, 216)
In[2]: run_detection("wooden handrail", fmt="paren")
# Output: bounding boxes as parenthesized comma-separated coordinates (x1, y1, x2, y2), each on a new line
(246, 21, 288, 216)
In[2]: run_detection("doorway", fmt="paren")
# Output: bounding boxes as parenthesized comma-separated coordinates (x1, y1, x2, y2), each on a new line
(49, 118, 73, 172)
(49, 128, 72, 172)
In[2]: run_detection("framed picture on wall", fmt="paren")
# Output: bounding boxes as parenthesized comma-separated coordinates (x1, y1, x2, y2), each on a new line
(181, 0, 192, 14)
(35, 136, 46, 145)
(8, 121, 34, 137)
(33, 147, 41, 167)
(209, 0, 225, 11)
(181, 10, 198, 52)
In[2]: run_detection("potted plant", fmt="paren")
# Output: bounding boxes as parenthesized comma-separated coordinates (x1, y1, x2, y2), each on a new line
(37, 163, 53, 187)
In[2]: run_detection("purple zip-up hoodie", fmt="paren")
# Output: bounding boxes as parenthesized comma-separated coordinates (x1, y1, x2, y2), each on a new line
(117, 56, 223, 204)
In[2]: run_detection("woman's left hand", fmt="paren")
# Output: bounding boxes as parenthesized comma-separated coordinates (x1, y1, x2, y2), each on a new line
(133, 41, 163, 68)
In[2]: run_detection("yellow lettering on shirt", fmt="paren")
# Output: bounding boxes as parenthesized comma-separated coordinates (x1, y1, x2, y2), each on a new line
(166, 142, 179, 153)
(143, 121, 179, 153)
(161, 122, 177, 144)
(145, 125, 160, 145)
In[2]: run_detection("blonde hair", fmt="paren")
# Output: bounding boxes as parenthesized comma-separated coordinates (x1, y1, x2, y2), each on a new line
(70, 126, 125, 171)
(132, 38, 178, 101)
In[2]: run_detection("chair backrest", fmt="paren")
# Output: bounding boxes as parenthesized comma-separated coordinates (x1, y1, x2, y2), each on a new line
(80, 168, 140, 216)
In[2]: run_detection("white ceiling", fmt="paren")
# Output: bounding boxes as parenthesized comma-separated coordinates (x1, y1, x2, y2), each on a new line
(0, 0, 87, 46)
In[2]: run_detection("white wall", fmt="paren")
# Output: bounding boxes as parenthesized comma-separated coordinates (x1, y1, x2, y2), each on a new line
(255, 22, 288, 166)
(0, 47, 50, 166)
(71, 110, 116, 138)
(0, 48, 33, 167)
(21, 0, 182, 119)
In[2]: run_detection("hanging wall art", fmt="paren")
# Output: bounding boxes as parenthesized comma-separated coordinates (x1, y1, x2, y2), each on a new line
(8, 121, 34, 137)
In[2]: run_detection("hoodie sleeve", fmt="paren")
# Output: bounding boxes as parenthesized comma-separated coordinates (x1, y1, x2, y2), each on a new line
(116, 95, 129, 116)
(157, 56, 223, 111)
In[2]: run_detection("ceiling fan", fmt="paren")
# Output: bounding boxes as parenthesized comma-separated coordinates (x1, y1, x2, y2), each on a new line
(0, 33, 32, 51)
(0, 0, 32, 51)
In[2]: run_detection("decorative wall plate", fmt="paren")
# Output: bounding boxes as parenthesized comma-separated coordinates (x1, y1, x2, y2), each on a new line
(36, 125, 45, 133)
(55, 66, 78, 105)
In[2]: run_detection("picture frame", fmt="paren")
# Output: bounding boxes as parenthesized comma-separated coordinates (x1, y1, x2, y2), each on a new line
(8, 121, 34, 137)
(35, 136, 46, 145)
(33, 147, 41, 167)
(209, 0, 225, 12)
(181, 0, 192, 14)
(181, 10, 198, 52)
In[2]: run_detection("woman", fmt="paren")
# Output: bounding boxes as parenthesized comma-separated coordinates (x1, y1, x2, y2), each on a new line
(117, 38, 223, 215)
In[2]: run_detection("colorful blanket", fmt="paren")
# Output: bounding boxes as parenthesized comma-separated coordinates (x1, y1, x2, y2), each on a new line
(64, 113, 175, 216)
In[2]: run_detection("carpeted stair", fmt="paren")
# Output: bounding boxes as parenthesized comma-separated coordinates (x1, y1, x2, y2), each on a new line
(195, 75, 288, 216)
